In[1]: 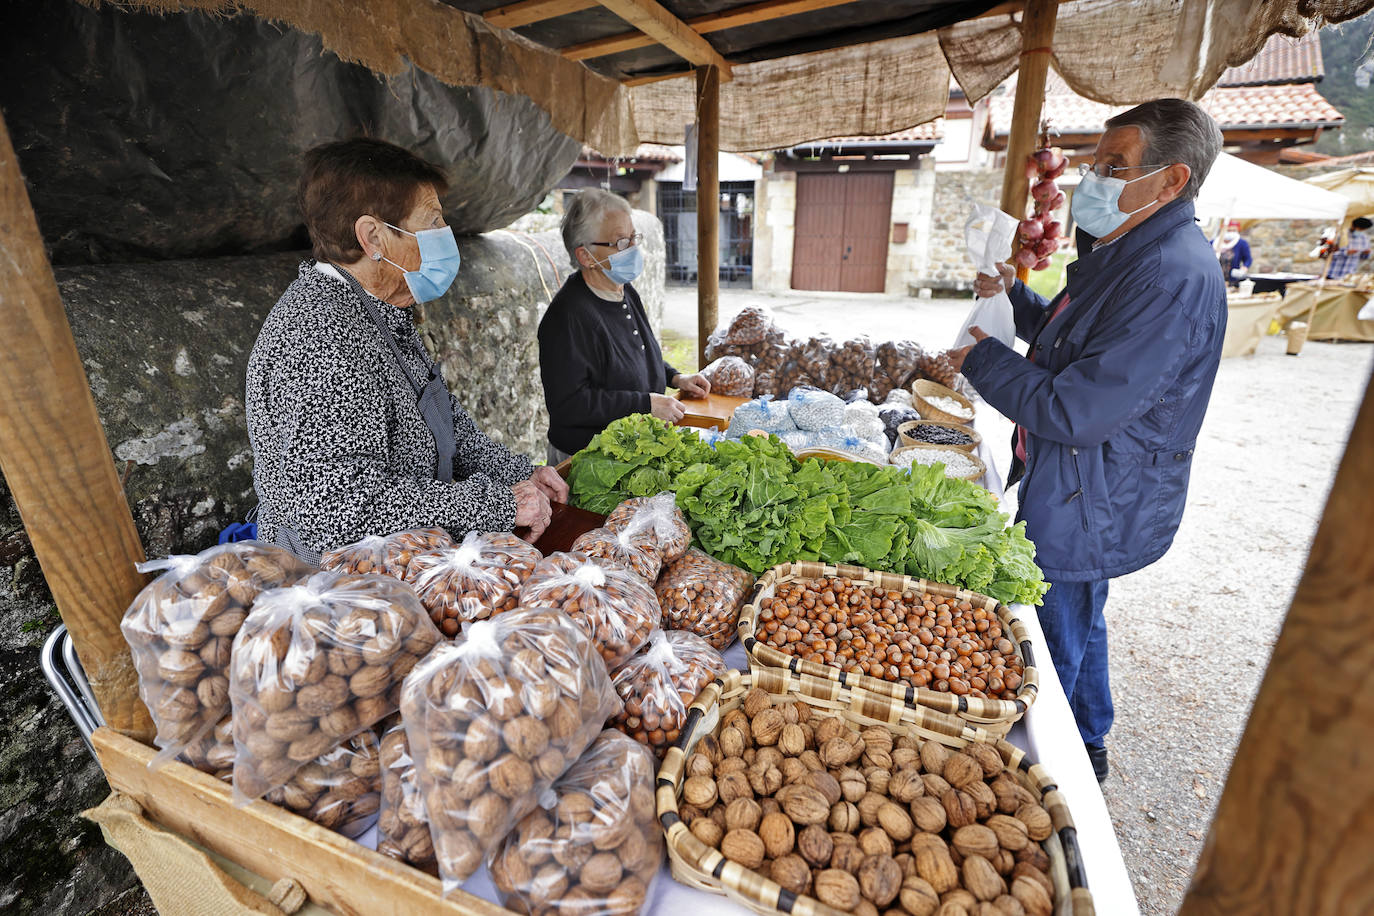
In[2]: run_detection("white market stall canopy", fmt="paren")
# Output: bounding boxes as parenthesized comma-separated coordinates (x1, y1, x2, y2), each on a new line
(1195, 151, 1349, 221)
(657, 148, 762, 183)
(1305, 167, 1374, 220)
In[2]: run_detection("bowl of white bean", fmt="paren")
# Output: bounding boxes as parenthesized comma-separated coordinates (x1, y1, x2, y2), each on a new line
(910, 379, 975, 425)
(889, 442, 987, 482)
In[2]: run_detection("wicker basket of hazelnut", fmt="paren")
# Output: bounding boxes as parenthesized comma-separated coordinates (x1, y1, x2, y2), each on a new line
(121, 542, 315, 766)
(604, 493, 692, 563)
(655, 548, 754, 651)
(404, 531, 543, 637)
(738, 561, 1038, 737)
(320, 527, 454, 579)
(659, 668, 1094, 916)
(520, 552, 661, 670)
(487, 729, 664, 916)
(377, 719, 438, 876)
(608, 629, 726, 759)
(400, 606, 620, 891)
(227, 571, 441, 803)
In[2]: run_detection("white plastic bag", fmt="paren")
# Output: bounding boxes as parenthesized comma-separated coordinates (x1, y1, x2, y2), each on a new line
(1359, 298, 1374, 322)
(954, 201, 1019, 349)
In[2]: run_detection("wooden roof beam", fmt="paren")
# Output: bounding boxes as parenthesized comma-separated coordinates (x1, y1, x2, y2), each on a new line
(564, 0, 858, 61)
(484, 0, 599, 30)
(595, 0, 733, 79)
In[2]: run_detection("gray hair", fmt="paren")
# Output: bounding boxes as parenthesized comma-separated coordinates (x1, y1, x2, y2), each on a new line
(1105, 99, 1222, 201)
(561, 189, 632, 268)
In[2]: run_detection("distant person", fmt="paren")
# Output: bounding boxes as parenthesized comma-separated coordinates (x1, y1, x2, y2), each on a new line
(538, 189, 710, 464)
(1328, 217, 1373, 279)
(949, 99, 1227, 784)
(1212, 220, 1252, 285)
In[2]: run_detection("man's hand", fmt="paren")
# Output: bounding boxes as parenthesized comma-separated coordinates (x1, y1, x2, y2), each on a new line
(529, 465, 569, 504)
(511, 479, 552, 542)
(947, 326, 989, 374)
(649, 392, 686, 423)
(673, 372, 711, 399)
(974, 263, 1016, 299)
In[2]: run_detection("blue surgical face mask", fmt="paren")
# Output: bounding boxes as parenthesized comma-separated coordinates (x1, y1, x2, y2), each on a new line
(590, 244, 644, 285)
(379, 221, 460, 303)
(1070, 167, 1165, 239)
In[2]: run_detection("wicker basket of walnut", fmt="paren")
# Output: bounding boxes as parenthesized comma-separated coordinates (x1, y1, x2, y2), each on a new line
(738, 562, 1038, 737)
(658, 668, 1093, 916)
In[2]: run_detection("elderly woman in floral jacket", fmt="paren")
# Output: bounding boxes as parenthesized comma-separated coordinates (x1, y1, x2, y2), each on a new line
(246, 138, 564, 561)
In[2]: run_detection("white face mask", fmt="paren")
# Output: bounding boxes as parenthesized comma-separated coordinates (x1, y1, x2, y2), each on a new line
(1071, 166, 1167, 238)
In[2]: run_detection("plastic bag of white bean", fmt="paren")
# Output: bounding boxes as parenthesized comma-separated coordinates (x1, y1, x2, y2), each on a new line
(786, 386, 846, 431)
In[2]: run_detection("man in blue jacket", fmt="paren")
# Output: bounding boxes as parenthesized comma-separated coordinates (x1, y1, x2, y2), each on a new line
(950, 99, 1227, 783)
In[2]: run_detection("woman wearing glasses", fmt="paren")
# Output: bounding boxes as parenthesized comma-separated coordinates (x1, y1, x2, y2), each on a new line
(538, 189, 710, 464)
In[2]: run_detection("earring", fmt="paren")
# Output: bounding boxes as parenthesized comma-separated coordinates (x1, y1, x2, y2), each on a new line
(371, 252, 381, 261)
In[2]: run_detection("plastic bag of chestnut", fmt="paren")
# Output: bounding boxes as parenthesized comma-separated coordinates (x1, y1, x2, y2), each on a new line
(954, 201, 1018, 350)
(121, 542, 315, 768)
(227, 571, 441, 805)
(400, 607, 619, 891)
(609, 629, 726, 758)
(487, 730, 663, 916)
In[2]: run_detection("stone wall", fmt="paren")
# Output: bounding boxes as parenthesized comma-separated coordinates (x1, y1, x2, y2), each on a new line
(916, 168, 1005, 293)
(0, 217, 664, 913)
(753, 169, 797, 291)
(886, 161, 938, 296)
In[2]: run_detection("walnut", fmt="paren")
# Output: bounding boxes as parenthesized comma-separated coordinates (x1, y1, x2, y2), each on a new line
(919, 741, 950, 776)
(195, 675, 229, 711)
(900, 875, 941, 916)
(865, 766, 891, 797)
(838, 767, 867, 802)
(966, 780, 997, 820)
(533, 748, 567, 783)
(683, 775, 718, 809)
(985, 815, 1030, 852)
(687, 753, 715, 779)
(463, 714, 503, 763)
(488, 755, 535, 799)
(857, 791, 887, 827)
(287, 731, 335, 763)
(858, 826, 893, 858)
(770, 854, 810, 895)
(606, 875, 650, 915)
(579, 852, 623, 895)
(264, 710, 315, 743)
(877, 801, 914, 842)
(858, 854, 902, 907)
(1013, 862, 1053, 899)
(952, 825, 1000, 861)
(716, 771, 753, 806)
(721, 829, 766, 869)
(814, 869, 862, 910)
(502, 716, 550, 761)
(759, 811, 794, 859)
(830, 841, 866, 874)
(889, 767, 925, 803)
(942, 788, 978, 829)
(1014, 804, 1052, 842)
(965, 743, 1004, 780)
(778, 723, 806, 757)
(797, 824, 833, 868)
(750, 708, 785, 747)
(348, 665, 392, 700)
(691, 817, 724, 848)
(319, 704, 361, 739)
(719, 725, 747, 759)
(157, 649, 205, 688)
(725, 797, 762, 833)
(963, 855, 1006, 902)
(911, 834, 959, 894)
(943, 754, 983, 791)
(297, 675, 350, 716)
(747, 762, 783, 797)
(829, 801, 860, 833)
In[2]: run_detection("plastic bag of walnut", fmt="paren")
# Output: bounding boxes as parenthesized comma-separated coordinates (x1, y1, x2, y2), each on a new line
(654, 548, 754, 650)
(698, 356, 755, 398)
(609, 630, 726, 759)
(320, 528, 454, 579)
(604, 492, 692, 562)
(121, 542, 315, 768)
(377, 720, 438, 876)
(262, 729, 383, 838)
(228, 571, 441, 804)
(520, 553, 661, 670)
(401, 607, 619, 891)
(178, 713, 236, 781)
(572, 526, 663, 582)
(404, 532, 543, 637)
(487, 729, 663, 916)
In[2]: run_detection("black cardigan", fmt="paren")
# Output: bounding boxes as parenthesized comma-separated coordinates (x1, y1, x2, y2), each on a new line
(538, 272, 679, 454)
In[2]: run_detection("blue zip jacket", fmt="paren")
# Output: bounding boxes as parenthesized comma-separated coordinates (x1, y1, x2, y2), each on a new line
(962, 199, 1227, 582)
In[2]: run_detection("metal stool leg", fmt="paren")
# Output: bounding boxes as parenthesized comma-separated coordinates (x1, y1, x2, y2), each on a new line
(40, 624, 104, 759)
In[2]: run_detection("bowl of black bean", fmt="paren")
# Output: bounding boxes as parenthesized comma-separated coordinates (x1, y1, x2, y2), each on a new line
(897, 419, 982, 453)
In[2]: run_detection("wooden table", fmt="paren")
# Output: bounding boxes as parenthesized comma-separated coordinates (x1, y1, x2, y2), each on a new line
(676, 392, 748, 430)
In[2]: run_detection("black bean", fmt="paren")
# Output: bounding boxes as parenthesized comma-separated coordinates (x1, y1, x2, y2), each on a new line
(912, 425, 973, 446)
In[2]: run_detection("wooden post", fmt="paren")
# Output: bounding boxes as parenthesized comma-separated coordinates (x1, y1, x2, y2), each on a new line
(1000, 0, 1059, 285)
(0, 115, 153, 739)
(696, 65, 721, 368)
(1177, 369, 1374, 916)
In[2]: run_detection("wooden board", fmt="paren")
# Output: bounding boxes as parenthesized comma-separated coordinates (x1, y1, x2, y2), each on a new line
(530, 502, 606, 554)
(483, 0, 598, 28)
(676, 393, 748, 429)
(1178, 372, 1374, 916)
(0, 114, 153, 739)
(92, 728, 513, 916)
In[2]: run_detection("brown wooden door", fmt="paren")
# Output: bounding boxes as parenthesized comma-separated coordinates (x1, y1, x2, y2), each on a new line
(791, 171, 894, 293)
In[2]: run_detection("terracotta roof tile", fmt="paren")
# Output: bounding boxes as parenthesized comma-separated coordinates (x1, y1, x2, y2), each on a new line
(989, 80, 1343, 137)
(1218, 31, 1324, 86)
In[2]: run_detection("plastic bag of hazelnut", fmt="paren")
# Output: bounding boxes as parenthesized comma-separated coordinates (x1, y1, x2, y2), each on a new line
(654, 548, 753, 650)
(400, 607, 620, 891)
(609, 630, 726, 759)
(377, 721, 438, 876)
(121, 542, 315, 768)
(487, 729, 662, 916)
(262, 728, 382, 839)
(604, 493, 691, 562)
(227, 571, 441, 804)
(721, 306, 776, 346)
(698, 356, 755, 398)
(404, 532, 543, 637)
(520, 553, 661, 670)
(571, 526, 662, 583)
(319, 528, 454, 579)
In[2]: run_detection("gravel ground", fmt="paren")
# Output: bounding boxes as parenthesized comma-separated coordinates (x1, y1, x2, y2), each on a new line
(665, 285, 1374, 915)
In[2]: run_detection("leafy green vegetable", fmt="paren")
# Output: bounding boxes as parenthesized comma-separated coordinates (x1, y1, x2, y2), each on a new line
(567, 415, 1048, 604)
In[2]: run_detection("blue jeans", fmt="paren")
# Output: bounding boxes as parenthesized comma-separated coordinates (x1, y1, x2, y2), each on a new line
(1037, 579, 1112, 746)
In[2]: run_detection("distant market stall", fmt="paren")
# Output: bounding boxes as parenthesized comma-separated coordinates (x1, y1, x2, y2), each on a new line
(7, 2, 1374, 916)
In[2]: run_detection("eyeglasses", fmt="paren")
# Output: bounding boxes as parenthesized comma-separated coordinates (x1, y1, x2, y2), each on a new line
(1078, 162, 1170, 179)
(589, 233, 643, 251)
